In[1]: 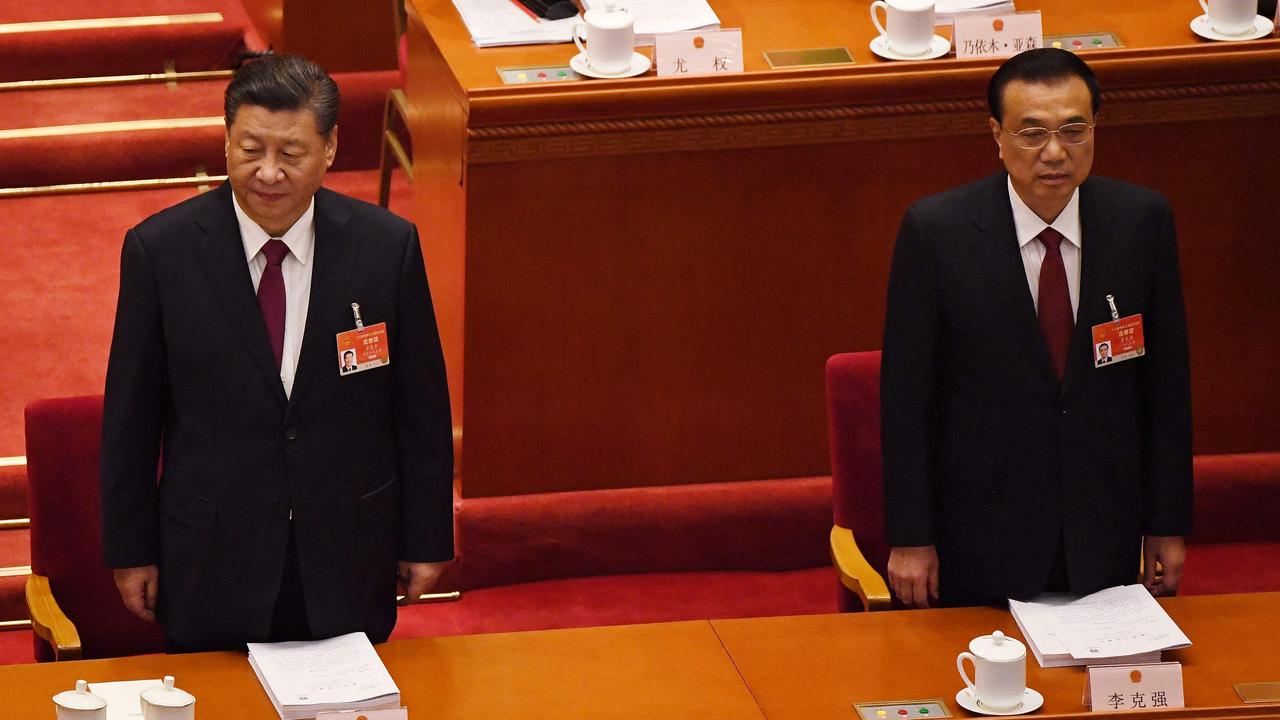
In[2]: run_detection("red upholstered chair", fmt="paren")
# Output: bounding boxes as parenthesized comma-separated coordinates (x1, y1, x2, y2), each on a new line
(25, 395, 164, 661)
(826, 351, 892, 612)
(1180, 453, 1280, 595)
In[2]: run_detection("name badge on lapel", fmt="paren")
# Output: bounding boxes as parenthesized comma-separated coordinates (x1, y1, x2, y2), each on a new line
(1091, 294, 1144, 368)
(336, 303, 390, 376)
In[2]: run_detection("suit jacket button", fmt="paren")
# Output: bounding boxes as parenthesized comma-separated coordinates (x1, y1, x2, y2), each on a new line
(285, 427, 298, 440)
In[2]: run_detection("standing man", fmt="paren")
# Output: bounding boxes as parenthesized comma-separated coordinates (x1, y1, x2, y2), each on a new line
(880, 49, 1192, 608)
(101, 54, 454, 650)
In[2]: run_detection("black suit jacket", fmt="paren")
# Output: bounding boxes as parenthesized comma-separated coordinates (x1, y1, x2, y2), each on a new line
(880, 173, 1192, 604)
(100, 182, 454, 649)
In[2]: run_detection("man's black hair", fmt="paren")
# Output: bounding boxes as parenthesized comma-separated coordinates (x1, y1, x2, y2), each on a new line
(224, 53, 340, 135)
(987, 48, 1101, 123)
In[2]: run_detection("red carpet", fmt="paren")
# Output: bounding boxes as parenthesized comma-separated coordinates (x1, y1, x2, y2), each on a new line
(0, 0, 265, 82)
(392, 567, 839, 639)
(0, 629, 35, 666)
(0, 80, 225, 128)
(0, 527, 29, 621)
(0, 170, 411, 458)
(0, 71, 399, 188)
(0, 465, 26, 519)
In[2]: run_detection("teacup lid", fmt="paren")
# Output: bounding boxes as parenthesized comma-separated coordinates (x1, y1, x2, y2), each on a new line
(140, 676, 195, 708)
(52, 679, 108, 711)
(968, 630, 1026, 661)
(583, 1, 633, 30)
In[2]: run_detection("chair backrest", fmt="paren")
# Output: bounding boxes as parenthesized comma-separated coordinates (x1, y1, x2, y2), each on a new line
(825, 351, 889, 582)
(25, 395, 164, 661)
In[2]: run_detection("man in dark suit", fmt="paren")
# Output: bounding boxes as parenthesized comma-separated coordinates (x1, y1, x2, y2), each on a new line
(100, 54, 454, 650)
(880, 49, 1192, 608)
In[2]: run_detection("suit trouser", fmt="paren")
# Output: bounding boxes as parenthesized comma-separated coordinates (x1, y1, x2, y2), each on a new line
(269, 521, 313, 642)
(165, 521, 312, 653)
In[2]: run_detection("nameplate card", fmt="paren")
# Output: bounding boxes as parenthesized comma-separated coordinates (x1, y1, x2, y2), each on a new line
(1084, 662, 1184, 712)
(954, 12, 1043, 59)
(317, 708, 409, 720)
(655, 28, 744, 77)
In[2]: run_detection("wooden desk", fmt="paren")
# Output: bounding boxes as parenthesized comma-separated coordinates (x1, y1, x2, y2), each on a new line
(404, 0, 1280, 497)
(4, 594, 1280, 718)
(714, 592, 1280, 720)
(0, 621, 764, 719)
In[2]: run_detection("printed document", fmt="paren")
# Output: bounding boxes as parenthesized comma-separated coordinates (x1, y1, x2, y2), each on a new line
(451, 0, 578, 47)
(581, 0, 720, 43)
(248, 632, 400, 720)
(1010, 585, 1190, 667)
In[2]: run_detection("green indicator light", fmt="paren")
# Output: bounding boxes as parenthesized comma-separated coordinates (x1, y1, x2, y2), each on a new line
(1092, 37, 1104, 45)
(920, 709, 930, 714)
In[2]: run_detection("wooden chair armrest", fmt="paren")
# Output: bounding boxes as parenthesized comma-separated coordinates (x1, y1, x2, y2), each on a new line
(829, 525, 892, 611)
(25, 574, 82, 661)
(378, 88, 414, 207)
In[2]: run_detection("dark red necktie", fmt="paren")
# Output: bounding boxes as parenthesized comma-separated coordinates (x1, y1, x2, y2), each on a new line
(257, 238, 290, 371)
(1036, 227, 1074, 381)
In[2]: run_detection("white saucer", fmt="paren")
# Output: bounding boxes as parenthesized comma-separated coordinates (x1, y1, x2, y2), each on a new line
(1190, 13, 1275, 41)
(569, 51, 651, 79)
(870, 33, 951, 61)
(955, 687, 1045, 716)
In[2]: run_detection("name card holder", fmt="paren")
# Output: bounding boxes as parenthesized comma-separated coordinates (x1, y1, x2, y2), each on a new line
(954, 11, 1043, 59)
(654, 28, 744, 77)
(1084, 662, 1185, 713)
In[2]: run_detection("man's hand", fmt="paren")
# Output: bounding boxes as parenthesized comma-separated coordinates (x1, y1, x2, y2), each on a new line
(113, 565, 159, 622)
(1143, 535, 1186, 597)
(397, 561, 447, 605)
(888, 545, 940, 608)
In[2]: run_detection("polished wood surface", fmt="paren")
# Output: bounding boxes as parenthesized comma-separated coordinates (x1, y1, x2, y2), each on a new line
(1, 621, 764, 719)
(6, 594, 1280, 718)
(714, 592, 1280, 720)
(407, 0, 1280, 496)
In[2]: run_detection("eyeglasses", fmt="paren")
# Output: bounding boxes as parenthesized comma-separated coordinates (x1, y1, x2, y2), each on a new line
(1002, 122, 1096, 150)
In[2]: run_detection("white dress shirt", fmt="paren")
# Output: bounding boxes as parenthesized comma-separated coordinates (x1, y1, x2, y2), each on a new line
(1008, 177, 1082, 320)
(232, 194, 315, 398)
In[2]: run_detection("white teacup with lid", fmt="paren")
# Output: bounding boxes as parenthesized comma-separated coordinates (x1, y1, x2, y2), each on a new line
(53, 679, 107, 720)
(956, 630, 1027, 711)
(1198, 0, 1259, 35)
(572, 1, 636, 76)
(139, 675, 195, 720)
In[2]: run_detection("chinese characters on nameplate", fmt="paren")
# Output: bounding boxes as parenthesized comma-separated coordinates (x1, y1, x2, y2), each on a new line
(1085, 662, 1186, 713)
(655, 28, 744, 77)
(954, 11, 1043, 59)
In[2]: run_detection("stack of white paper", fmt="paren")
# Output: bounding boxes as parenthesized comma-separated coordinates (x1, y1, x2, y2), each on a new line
(582, 0, 721, 44)
(87, 679, 163, 720)
(935, 0, 1016, 25)
(451, 0, 579, 47)
(248, 632, 400, 720)
(1009, 585, 1191, 668)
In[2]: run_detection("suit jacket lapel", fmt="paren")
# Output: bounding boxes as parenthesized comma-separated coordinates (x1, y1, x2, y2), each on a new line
(970, 175, 1059, 393)
(1061, 179, 1115, 397)
(196, 183, 288, 408)
(286, 189, 356, 418)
